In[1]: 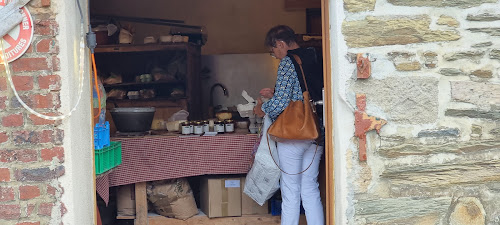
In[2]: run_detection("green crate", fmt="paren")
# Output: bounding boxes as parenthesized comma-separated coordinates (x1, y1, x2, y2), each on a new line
(95, 141, 122, 175)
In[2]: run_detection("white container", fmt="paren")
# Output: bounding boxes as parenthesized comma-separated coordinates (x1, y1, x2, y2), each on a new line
(203, 123, 210, 132)
(181, 123, 191, 135)
(194, 124, 204, 135)
(216, 123, 225, 133)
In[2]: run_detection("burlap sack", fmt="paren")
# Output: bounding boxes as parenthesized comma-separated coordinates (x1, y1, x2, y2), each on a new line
(147, 178, 198, 220)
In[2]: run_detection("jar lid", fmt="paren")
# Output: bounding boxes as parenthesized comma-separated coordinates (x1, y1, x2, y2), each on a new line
(225, 120, 234, 123)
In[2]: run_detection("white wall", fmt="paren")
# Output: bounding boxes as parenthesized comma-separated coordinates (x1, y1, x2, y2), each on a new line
(330, 1, 352, 225)
(201, 53, 279, 118)
(57, 0, 94, 224)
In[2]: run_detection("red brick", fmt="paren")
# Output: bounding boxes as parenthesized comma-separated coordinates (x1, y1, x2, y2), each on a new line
(38, 202, 53, 216)
(0, 77, 6, 91)
(38, 75, 61, 91)
(34, 93, 55, 109)
(25, 45, 34, 53)
(12, 131, 41, 145)
(0, 168, 10, 182)
(41, 0, 50, 7)
(0, 187, 14, 202)
(34, 20, 58, 36)
(0, 132, 8, 144)
(46, 185, 56, 196)
(51, 56, 60, 71)
(0, 96, 7, 110)
(60, 203, 67, 216)
(39, 130, 53, 143)
(0, 149, 38, 163)
(36, 39, 58, 53)
(15, 166, 65, 182)
(41, 147, 64, 162)
(0, 204, 21, 219)
(17, 222, 40, 225)
(12, 76, 34, 91)
(19, 186, 40, 200)
(26, 204, 35, 217)
(2, 113, 24, 127)
(29, 113, 57, 125)
(10, 58, 49, 72)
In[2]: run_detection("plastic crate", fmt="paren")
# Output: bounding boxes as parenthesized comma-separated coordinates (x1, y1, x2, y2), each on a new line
(95, 141, 122, 175)
(94, 121, 110, 149)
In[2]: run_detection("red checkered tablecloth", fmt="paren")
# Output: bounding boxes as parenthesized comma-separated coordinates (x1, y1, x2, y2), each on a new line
(96, 134, 258, 204)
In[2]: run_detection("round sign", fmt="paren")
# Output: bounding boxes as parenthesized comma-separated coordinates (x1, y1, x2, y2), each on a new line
(0, 0, 34, 63)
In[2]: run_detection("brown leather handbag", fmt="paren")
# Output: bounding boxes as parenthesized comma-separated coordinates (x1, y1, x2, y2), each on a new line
(267, 54, 319, 141)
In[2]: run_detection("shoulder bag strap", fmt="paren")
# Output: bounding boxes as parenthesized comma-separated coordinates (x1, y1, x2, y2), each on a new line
(290, 54, 309, 94)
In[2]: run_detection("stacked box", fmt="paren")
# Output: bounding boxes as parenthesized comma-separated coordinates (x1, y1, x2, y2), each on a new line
(94, 121, 110, 149)
(95, 141, 122, 175)
(200, 176, 242, 218)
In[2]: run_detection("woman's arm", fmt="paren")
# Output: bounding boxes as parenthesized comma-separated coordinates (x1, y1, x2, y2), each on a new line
(261, 56, 297, 121)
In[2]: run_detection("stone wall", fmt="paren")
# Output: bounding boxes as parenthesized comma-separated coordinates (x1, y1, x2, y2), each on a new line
(340, 0, 500, 224)
(0, 0, 66, 224)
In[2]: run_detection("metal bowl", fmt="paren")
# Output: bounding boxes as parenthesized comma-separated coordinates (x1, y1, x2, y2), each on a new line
(110, 107, 156, 133)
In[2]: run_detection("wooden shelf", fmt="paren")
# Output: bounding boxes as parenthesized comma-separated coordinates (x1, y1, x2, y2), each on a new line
(103, 80, 184, 89)
(107, 96, 187, 102)
(94, 43, 199, 53)
(117, 212, 307, 225)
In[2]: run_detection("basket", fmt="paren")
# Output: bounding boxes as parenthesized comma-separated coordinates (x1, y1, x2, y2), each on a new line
(95, 141, 122, 175)
(94, 121, 110, 149)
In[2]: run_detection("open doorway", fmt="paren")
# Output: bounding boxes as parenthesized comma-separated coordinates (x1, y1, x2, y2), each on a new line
(89, 0, 333, 224)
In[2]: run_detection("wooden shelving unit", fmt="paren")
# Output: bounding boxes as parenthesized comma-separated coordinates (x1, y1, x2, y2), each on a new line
(95, 43, 202, 133)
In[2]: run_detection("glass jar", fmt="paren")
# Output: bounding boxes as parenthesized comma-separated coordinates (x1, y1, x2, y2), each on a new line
(202, 120, 210, 132)
(215, 120, 225, 133)
(194, 121, 204, 135)
(224, 119, 234, 133)
(189, 121, 194, 134)
(181, 122, 191, 135)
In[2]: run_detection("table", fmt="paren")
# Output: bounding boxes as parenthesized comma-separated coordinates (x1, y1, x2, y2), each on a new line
(96, 133, 259, 205)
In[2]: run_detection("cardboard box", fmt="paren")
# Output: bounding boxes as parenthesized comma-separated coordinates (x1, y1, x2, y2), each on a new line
(241, 177, 269, 215)
(116, 184, 135, 216)
(200, 176, 242, 218)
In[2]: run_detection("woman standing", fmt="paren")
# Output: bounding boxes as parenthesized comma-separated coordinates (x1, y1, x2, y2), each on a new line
(254, 25, 324, 225)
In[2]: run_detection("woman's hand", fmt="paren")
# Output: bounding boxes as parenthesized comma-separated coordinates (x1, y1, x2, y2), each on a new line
(253, 98, 265, 117)
(259, 88, 274, 99)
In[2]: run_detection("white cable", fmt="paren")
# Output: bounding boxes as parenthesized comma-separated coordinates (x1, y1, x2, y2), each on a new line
(0, 24, 85, 121)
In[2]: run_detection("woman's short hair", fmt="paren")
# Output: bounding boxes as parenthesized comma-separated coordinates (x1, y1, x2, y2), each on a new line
(265, 25, 297, 47)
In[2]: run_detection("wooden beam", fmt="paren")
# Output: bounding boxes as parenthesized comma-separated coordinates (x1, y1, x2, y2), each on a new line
(321, 0, 335, 224)
(0, 0, 31, 37)
(147, 214, 307, 225)
(135, 182, 149, 225)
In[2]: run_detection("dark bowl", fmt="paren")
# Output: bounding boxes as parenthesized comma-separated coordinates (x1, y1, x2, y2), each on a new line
(110, 107, 156, 133)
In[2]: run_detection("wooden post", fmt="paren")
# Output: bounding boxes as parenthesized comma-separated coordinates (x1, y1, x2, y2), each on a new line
(135, 182, 149, 225)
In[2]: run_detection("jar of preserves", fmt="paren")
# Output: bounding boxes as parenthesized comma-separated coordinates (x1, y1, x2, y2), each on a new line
(189, 121, 194, 134)
(181, 122, 191, 135)
(194, 121, 204, 135)
(202, 120, 210, 132)
(215, 120, 225, 133)
(224, 119, 234, 133)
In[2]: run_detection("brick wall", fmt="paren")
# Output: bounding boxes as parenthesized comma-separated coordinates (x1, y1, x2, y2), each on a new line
(0, 0, 66, 224)
(338, 0, 500, 224)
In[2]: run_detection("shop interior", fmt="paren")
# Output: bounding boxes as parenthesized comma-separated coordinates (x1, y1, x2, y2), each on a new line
(89, 0, 325, 224)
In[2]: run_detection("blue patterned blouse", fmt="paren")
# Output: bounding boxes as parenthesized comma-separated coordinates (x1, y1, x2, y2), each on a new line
(262, 56, 303, 121)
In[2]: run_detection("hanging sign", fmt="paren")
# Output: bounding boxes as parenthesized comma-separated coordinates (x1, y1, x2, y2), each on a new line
(0, 0, 34, 63)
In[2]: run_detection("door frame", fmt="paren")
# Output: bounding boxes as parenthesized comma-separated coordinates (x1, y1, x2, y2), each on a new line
(320, 0, 334, 224)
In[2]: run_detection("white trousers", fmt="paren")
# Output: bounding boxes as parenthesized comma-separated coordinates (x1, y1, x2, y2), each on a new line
(278, 140, 324, 225)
